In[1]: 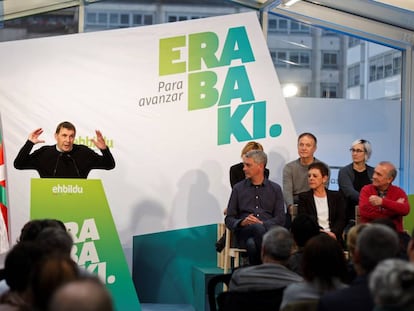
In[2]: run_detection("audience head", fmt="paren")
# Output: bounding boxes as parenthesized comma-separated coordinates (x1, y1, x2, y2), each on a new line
(18, 219, 66, 243)
(355, 224, 399, 274)
(290, 214, 320, 248)
(240, 141, 264, 158)
(261, 226, 294, 263)
(30, 255, 79, 311)
(49, 276, 114, 311)
(346, 223, 370, 259)
(369, 258, 414, 310)
(35, 227, 73, 256)
(302, 233, 347, 289)
(4, 241, 43, 293)
(373, 161, 397, 191)
(350, 139, 372, 162)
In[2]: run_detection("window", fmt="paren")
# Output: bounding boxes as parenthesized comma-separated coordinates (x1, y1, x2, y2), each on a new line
(120, 14, 129, 26)
(270, 51, 288, 68)
(348, 37, 361, 48)
(98, 13, 107, 24)
(393, 55, 402, 75)
(348, 64, 360, 87)
(86, 13, 97, 24)
(109, 13, 118, 25)
(85, 11, 153, 29)
(369, 51, 401, 82)
(290, 51, 310, 68)
(297, 85, 309, 97)
(268, 17, 309, 34)
(143, 15, 153, 25)
(167, 14, 208, 22)
(290, 21, 310, 34)
(322, 51, 338, 69)
(321, 83, 338, 98)
(271, 50, 310, 68)
(268, 17, 288, 33)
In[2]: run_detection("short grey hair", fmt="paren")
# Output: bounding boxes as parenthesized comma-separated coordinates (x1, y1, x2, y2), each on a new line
(245, 150, 267, 167)
(356, 224, 399, 273)
(369, 258, 414, 309)
(351, 139, 372, 161)
(262, 226, 293, 261)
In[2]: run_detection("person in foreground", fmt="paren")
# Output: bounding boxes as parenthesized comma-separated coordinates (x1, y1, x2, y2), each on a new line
(317, 223, 400, 311)
(14, 121, 115, 178)
(369, 258, 414, 311)
(225, 150, 285, 265)
(281, 233, 348, 310)
(287, 214, 320, 276)
(229, 226, 302, 291)
(49, 275, 114, 311)
(359, 161, 410, 233)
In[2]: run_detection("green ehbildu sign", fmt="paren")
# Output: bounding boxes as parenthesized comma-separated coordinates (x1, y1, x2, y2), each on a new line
(30, 178, 140, 311)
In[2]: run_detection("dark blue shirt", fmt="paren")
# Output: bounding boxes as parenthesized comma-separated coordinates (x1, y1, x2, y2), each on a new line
(225, 178, 285, 230)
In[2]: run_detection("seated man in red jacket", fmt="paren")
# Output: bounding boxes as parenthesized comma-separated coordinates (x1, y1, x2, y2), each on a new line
(359, 161, 410, 233)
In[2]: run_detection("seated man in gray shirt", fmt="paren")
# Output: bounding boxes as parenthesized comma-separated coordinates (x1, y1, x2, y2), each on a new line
(283, 133, 328, 227)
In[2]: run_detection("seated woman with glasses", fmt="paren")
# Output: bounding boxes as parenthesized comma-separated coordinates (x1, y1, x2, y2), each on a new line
(338, 139, 374, 226)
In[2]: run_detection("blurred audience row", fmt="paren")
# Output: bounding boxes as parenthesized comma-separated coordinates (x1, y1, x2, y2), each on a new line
(0, 219, 114, 311)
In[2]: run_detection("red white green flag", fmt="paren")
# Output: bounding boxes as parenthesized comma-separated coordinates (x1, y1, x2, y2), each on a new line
(0, 129, 10, 252)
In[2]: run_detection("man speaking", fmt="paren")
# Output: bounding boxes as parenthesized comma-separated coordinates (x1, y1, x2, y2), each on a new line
(14, 121, 115, 178)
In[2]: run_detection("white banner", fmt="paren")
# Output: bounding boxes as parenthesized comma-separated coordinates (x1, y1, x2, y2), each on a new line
(0, 12, 297, 260)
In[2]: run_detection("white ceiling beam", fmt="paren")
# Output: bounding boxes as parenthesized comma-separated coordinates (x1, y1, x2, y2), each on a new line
(271, 1, 414, 49)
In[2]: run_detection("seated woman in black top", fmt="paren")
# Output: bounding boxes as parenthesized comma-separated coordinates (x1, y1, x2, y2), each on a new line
(297, 162, 346, 244)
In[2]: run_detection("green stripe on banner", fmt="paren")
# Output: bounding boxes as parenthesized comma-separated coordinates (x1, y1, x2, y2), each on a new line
(0, 185, 6, 206)
(31, 178, 140, 311)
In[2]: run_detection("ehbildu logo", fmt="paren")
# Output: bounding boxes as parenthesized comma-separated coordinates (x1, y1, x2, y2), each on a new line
(158, 26, 282, 145)
(52, 184, 84, 194)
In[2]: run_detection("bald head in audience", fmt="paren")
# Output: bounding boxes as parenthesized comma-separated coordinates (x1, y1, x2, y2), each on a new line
(49, 277, 114, 311)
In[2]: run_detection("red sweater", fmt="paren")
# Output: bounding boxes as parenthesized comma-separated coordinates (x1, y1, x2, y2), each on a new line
(359, 184, 410, 232)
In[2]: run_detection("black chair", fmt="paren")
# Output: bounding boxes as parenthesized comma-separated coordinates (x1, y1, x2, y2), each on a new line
(208, 273, 285, 311)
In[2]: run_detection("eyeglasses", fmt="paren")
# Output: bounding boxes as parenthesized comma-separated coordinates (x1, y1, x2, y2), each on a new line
(350, 148, 365, 153)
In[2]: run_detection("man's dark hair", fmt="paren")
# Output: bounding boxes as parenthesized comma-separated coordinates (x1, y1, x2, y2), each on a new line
(55, 121, 76, 135)
(290, 214, 320, 248)
(19, 219, 66, 242)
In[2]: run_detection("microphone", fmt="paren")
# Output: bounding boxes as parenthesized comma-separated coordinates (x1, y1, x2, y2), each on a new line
(53, 153, 63, 177)
(66, 154, 81, 177)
